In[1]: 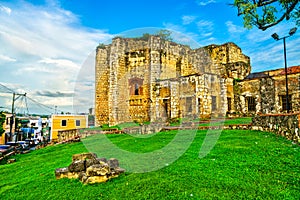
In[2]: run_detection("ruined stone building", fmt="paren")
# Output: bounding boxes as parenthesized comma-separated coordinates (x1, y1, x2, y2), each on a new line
(95, 36, 251, 126)
(94, 35, 300, 126)
(235, 65, 300, 115)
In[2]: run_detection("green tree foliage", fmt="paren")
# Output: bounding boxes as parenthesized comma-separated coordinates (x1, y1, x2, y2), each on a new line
(233, 0, 300, 30)
(156, 29, 173, 41)
(140, 33, 151, 41)
(0, 111, 6, 136)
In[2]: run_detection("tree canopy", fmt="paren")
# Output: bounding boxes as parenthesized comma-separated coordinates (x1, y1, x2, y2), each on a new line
(233, 0, 300, 30)
(0, 111, 6, 136)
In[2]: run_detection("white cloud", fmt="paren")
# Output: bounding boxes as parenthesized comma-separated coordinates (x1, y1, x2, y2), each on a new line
(196, 0, 216, 6)
(226, 21, 245, 34)
(196, 20, 214, 37)
(0, 5, 12, 15)
(0, 1, 113, 114)
(182, 15, 197, 25)
(39, 58, 80, 70)
(0, 54, 16, 62)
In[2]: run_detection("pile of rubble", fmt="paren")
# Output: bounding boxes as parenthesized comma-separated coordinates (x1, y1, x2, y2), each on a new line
(55, 153, 125, 184)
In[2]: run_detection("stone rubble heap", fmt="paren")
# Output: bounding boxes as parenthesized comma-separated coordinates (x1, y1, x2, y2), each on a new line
(55, 153, 125, 184)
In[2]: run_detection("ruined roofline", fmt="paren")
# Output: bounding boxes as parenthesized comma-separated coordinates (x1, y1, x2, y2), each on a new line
(100, 35, 242, 52)
(203, 42, 241, 50)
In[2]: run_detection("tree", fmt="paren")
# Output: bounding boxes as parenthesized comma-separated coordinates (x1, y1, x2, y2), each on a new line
(232, 0, 300, 30)
(0, 111, 6, 136)
(156, 29, 173, 41)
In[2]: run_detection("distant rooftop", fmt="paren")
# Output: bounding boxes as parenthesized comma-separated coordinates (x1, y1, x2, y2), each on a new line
(279, 65, 300, 75)
(245, 65, 300, 80)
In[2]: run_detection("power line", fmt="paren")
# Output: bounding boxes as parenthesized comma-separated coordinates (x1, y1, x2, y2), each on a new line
(0, 83, 67, 115)
(0, 83, 15, 93)
(26, 96, 64, 114)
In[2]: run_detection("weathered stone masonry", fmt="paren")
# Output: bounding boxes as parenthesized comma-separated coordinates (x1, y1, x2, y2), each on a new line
(95, 36, 251, 126)
(236, 66, 300, 115)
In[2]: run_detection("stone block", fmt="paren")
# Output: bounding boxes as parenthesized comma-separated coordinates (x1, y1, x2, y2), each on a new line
(68, 160, 85, 172)
(55, 154, 125, 184)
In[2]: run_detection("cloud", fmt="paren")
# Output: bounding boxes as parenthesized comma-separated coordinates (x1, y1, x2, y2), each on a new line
(35, 90, 74, 97)
(0, 5, 11, 15)
(182, 15, 197, 25)
(0, 1, 113, 114)
(196, 0, 216, 6)
(226, 21, 245, 34)
(0, 54, 16, 62)
(196, 20, 214, 37)
(38, 58, 80, 70)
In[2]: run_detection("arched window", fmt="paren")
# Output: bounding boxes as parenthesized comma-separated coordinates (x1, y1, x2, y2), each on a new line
(129, 78, 143, 95)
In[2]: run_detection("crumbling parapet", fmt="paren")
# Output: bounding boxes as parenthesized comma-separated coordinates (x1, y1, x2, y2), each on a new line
(55, 153, 125, 184)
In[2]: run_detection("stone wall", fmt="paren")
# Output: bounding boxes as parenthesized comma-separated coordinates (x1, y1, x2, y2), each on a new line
(252, 113, 300, 143)
(57, 129, 80, 143)
(236, 67, 300, 115)
(95, 36, 251, 126)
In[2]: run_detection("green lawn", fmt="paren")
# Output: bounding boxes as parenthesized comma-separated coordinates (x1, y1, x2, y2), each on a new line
(0, 129, 299, 199)
(198, 117, 252, 127)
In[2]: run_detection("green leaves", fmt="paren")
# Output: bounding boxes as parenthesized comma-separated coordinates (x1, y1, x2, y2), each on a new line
(233, 0, 300, 30)
(0, 111, 6, 136)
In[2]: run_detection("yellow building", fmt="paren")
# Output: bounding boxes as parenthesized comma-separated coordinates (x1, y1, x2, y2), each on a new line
(1, 113, 14, 145)
(50, 115, 88, 142)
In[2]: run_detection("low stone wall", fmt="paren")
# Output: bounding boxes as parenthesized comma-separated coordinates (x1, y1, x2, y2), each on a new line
(57, 129, 80, 143)
(252, 113, 300, 143)
(123, 122, 165, 134)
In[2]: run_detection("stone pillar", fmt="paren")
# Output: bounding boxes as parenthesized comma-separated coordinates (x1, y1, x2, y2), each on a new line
(170, 81, 180, 118)
(149, 36, 162, 121)
(95, 46, 110, 126)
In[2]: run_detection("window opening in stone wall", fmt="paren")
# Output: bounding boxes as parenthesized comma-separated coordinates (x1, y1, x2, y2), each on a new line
(280, 95, 292, 111)
(186, 97, 193, 112)
(198, 98, 201, 114)
(76, 120, 80, 126)
(61, 120, 67, 127)
(129, 78, 143, 96)
(212, 96, 217, 111)
(163, 99, 170, 118)
(134, 83, 139, 95)
(227, 97, 231, 111)
(246, 97, 256, 111)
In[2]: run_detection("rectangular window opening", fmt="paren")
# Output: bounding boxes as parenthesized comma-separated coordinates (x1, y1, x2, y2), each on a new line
(186, 97, 193, 112)
(212, 96, 217, 111)
(76, 120, 81, 126)
(227, 97, 232, 111)
(247, 97, 256, 112)
(280, 95, 292, 111)
(61, 119, 67, 127)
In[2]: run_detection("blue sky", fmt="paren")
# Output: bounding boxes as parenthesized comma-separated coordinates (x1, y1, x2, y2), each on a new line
(0, 0, 299, 114)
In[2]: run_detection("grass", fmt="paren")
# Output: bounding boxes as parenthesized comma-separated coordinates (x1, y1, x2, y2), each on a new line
(0, 129, 299, 199)
(199, 117, 252, 127)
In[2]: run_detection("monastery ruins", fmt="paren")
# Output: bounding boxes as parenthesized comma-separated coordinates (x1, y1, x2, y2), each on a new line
(95, 35, 300, 126)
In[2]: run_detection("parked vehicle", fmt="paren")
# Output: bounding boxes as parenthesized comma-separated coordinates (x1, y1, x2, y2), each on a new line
(5, 141, 29, 152)
(17, 141, 30, 150)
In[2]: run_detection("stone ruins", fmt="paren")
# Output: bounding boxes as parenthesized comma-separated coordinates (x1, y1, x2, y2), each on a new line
(95, 35, 250, 126)
(55, 153, 125, 184)
(95, 35, 300, 126)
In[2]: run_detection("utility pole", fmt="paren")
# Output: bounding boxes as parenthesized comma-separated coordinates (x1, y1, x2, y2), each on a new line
(271, 27, 297, 113)
(10, 92, 26, 142)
